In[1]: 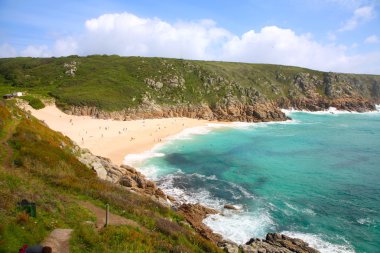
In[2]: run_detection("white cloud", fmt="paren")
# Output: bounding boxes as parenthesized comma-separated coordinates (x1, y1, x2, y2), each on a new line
(0, 43, 18, 57)
(339, 5, 375, 31)
(221, 26, 361, 72)
(1, 12, 380, 74)
(77, 13, 232, 59)
(20, 45, 51, 57)
(54, 37, 78, 56)
(364, 35, 379, 43)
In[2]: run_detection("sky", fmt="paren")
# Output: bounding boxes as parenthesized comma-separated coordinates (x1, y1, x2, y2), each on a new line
(0, 0, 379, 74)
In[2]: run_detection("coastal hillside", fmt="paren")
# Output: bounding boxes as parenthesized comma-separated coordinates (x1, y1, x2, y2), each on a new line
(1, 56, 379, 122)
(0, 100, 221, 253)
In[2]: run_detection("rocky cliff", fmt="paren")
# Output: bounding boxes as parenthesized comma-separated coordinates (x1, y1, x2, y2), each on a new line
(61, 64, 378, 122)
(64, 101, 288, 122)
(76, 147, 172, 207)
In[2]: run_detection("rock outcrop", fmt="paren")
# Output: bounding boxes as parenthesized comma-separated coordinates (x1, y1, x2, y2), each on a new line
(177, 203, 223, 244)
(78, 149, 124, 182)
(241, 233, 320, 253)
(77, 148, 170, 206)
(278, 97, 376, 112)
(220, 233, 320, 253)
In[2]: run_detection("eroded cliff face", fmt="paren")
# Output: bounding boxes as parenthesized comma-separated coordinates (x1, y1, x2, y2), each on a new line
(278, 97, 375, 112)
(77, 147, 172, 206)
(278, 72, 379, 112)
(61, 70, 379, 122)
(63, 100, 288, 122)
(63, 95, 375, 123)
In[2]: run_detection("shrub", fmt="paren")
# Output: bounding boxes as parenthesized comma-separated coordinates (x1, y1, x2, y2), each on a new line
(20, 95, 45, 110)
(155, 218, 185, 239)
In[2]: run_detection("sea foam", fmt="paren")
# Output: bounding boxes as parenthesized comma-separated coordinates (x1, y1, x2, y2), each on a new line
(282, 106, 380, 116)
(203, 210, 275, 245)
(281, 231, 355, 253)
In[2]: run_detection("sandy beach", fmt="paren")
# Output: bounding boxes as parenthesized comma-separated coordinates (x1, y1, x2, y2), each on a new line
(21, 103, 213, 166)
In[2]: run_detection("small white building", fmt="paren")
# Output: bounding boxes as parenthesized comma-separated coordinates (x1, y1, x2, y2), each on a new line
(13, 92, 23, 97)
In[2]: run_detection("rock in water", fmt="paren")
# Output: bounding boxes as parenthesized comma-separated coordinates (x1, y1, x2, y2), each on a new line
(224, 204, 239, 210)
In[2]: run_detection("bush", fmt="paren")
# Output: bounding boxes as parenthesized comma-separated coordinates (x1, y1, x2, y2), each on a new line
(28, 97, 45, 109)
(21, 95, 45, 110)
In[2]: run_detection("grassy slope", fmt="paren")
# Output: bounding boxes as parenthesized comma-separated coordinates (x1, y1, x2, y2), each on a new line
(1, 56, 379, 112)
(0, 100, 221, 253)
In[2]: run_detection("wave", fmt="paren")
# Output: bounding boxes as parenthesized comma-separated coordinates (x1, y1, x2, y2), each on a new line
(167, 125, 214, 140)
(203, 210, 275, 245)
(156, 171, 225, 209)
(357, 217, 375, 226)
(284, 202, 316, 216)
(281, 231, 355, 253)
(227, 181, 256, 200)
(123, 150, 165, 166)
(282, 106, 380, 116)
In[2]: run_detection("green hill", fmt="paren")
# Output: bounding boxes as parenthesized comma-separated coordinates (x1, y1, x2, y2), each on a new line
(0, 100, 221, 253)
(0, 56, 379, 121)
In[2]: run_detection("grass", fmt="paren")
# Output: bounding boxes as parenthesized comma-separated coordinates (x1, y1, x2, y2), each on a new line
(0, 101, 222, 253)
(1, 55, 379, 112)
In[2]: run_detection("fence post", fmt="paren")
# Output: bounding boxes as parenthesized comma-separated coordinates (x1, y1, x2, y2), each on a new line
(105, 204, 109, 227)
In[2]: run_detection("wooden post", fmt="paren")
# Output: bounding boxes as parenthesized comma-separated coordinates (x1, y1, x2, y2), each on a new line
(105, 204, 109, 227)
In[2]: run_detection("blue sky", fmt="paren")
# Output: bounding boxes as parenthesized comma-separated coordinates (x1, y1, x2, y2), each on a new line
(0, 0, 379, 73)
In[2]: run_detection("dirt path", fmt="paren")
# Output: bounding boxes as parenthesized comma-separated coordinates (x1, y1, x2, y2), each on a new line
(40, 202, 144, 253)
(79, 201, 144, 231)
(42, 229, 73, 253)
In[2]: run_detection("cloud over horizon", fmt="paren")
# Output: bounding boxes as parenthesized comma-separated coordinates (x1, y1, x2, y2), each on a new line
(1, 11, 380, 74)
(339, 5, 376, 31)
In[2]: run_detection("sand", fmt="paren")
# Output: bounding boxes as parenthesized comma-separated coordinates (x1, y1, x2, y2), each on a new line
(21, 103, 213, 166)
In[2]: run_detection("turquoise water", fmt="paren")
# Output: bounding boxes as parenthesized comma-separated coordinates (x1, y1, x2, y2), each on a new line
(135, 110, 380, 253)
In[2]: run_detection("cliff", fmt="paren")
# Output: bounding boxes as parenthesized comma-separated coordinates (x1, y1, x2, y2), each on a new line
(1, 56, 379, 122)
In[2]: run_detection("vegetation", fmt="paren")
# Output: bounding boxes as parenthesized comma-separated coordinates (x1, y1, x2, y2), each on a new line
(19, 95, 45, 109)
(1, 55, 379, 112)
(0, 100, 222, 253)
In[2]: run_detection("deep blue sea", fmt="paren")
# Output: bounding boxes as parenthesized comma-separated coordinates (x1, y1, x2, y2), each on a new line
(127, 108, 380, 253)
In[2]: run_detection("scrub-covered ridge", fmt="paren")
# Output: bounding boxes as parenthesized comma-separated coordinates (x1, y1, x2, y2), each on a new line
(1, 55, 379, 122)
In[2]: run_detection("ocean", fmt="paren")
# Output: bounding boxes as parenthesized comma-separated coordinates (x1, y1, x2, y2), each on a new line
(125, 107, 380, 253)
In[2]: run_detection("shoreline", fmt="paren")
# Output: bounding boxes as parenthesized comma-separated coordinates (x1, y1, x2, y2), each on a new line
(20, 102, 219, 166)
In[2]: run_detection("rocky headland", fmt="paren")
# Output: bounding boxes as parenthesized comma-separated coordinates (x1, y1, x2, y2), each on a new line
(62, 70, 379, 122)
